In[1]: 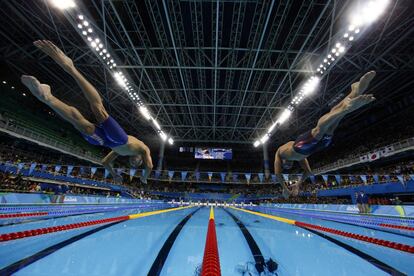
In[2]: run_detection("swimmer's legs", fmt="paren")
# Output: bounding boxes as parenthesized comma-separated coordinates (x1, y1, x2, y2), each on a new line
(34, 40, 109, 124)
(21, 75, 95, 135)
(311, 95, 375, 139)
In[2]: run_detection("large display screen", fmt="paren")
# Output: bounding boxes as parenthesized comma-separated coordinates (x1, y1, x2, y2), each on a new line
(194, 148, 232, 160)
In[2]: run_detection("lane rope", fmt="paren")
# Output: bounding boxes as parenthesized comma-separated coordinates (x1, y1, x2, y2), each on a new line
(201, 207, 221, 276)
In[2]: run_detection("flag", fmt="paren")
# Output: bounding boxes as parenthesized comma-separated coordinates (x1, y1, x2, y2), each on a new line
(220, 172, 226, 183)
(282, 174, 289, 182)
(104, 169, 109, 179)
(271, 174, 276, 183)
(155, 170, 161, 179)
(195, 171, 200, 182)
(373, 174, 379, 183)
(181, 171, 188, 182)
(66, 165, 74, 177)
(232, 173, 238, 182)
(168, 171, 174, 180)
(116, 168, 124, 175)
(90, 167, 97, 177)
(41, 164, 47, 172)
(29, 163, 37, 175)
(397, 175, 405, 186)
(129, 168, 136, 181)
(258, 173, 264, 183)
(245, 173, 251, 184)
(322, 175, 329, 184)
(360, 175, 367, 184)
(384, 175, 391, 182)
(410, 175, 414, 181)
(359, 155, 368, 162)
(55, 165, 61, 173)
(335, 175, 341, 185)
(380, 146, 394, 157)
(208, 172, 213, 182)
(17, 163, 25, 173)
(309, 175, 316, 184)
(368, 151, 381, 162)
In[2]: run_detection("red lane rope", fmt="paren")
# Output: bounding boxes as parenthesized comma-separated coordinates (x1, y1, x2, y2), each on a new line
(295, 221, 414, 254)
(201, 218, 221, 276)
(0, 212, 49, 219)
(379, 223, 414, 231)
(0, 216, 129, 242)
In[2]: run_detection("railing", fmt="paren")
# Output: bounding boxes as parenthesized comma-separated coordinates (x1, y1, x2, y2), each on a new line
(314, 137, 414, 174)
(0, 117, 101, 164)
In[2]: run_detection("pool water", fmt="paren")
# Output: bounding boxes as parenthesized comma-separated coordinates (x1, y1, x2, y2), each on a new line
(0, 204, 413, 275)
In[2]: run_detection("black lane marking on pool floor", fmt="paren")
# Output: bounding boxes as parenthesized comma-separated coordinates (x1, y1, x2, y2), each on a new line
(223, 208, 267, 274)
(0, 220, 125, 275)
(148, 207, 201, 276)
(301, 227, 406, 276)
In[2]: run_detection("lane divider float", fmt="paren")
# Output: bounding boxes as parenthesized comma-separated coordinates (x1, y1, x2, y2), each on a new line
(201, 207, 221, 276)
(230, 207, 414, 254)
(0, 206, 193, 242)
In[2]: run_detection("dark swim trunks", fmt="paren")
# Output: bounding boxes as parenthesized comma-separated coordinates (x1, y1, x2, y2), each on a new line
(81, 116, 128, 148)
(293, 130, 332, 156)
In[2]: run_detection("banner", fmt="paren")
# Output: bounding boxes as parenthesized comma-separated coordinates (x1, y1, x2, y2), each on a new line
(232, 173, 238, 182)
(29, 163, 37, 175)
(104, 169, 109, 179)
(66, 165, 74, 177)
(373, 174, 379, 183)
(282, 174, 289, 182)
(360, 175, 367, 184)
(380, 145, 394, 157)
(359, 155, 368, 162)
(322, 175, 329, 184)
(168, 171, 174, 180)
(90, 167, 97, 177)
(220, 172, 226, 183)
(245, 173, 251, 184)
(195, 171, 200, 182)
(55, 165, 61, 173)
(208, 172, 213, 182)
(258, 173, 264, 183)
(181, 171, 188, 182)
(334, 175, 341, 185)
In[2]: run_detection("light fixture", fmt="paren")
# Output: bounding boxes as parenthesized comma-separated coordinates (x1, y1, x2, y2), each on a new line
(50, 0, 76, 9)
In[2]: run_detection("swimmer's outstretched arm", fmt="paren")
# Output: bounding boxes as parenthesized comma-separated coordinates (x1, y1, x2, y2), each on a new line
(140, 147, 153, 184)
(102, 151, 121, 181)
(292, 158, 313, 195)
(274, 149, 291, 196)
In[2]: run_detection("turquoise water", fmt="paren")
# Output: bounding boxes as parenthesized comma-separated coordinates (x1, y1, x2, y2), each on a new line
(0, 204, 413, 275)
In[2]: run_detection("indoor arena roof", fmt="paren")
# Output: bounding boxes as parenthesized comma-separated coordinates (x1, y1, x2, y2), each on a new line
(0, 0, 413, 147)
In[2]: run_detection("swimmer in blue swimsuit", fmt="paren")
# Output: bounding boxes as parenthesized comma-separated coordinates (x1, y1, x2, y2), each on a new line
(274, 71, 377, 197)
(21, 40, 153, 183)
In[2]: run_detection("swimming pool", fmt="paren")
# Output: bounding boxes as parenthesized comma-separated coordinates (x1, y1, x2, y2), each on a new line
(0, 204, 413, 275)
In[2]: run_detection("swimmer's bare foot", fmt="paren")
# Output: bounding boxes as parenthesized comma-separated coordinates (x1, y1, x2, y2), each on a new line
(350, 71, 376, 98)
(21, 75, 53, 103)
(343, 94, 376, 112)
(34, 40, 74, 73)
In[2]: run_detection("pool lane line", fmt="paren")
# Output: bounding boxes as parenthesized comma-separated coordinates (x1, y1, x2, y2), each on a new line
(303, 228, 407, 276)
(0, 205, 193, 242)
(148, 207, 201, 276)
(253, 208, 414, 238)
(0, 212, 48, 218)
(230, 208, 408, 276)
(223, 208, 268, 274)
(0, 220, 124, 275)
(201, 207, 221, 276)
(229, 207, 414, 254)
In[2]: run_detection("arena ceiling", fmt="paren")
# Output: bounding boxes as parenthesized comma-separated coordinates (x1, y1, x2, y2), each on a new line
(0, 0, 413, 148)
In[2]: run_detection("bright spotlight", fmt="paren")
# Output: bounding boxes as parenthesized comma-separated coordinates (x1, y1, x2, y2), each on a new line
(253, 140, 260, 147)
(139, 106, 151, 120)
(260, 134, 269, 144)
(159, 131, 167, 141)
(277, 108, 292, 125)
(302, 76, 320, 95)
(50, 0, 76, 9)
(268, 122, 278, 133)
(168, 138, 174, 145)
(153, 119, 161, 130)
(338, 46, 345, 53)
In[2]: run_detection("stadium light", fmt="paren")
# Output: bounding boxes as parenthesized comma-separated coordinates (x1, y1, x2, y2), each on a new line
(159, 131, 167, 141)
(350, 0, 389, 27)
(253, 140, 260, 148)
(277, 109, 292, 125)
(168, 138, 174, 145)
(139, 106, 151, 120)
(50, 0, 76, 9)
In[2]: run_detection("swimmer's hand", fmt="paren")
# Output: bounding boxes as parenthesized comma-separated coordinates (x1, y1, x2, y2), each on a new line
(34, 40, 75, 72)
